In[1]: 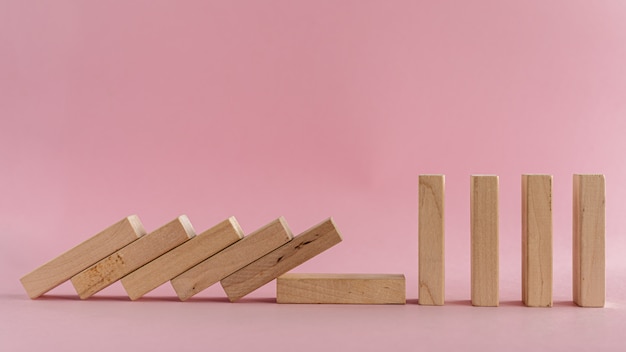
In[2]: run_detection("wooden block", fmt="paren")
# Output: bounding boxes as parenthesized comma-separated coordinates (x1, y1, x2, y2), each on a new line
(276, 273, 406, 304)
(418, 175, 445, 306)
(470, 175, 499, 307)
(170, 217, 293, 301)
(522, 174, 553, 307)
(573, 174, 605, 307)
(121, 217, 244, 300)
(71, 215, 195, 299)
(20, 215, 146, 299)
(221, 218, 343, 302)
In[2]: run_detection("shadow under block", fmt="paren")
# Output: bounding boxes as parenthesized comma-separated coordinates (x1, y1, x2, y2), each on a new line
(418, 175, 445, 306)
(522, 175, 553, 307)
(71, 216, 195, 299)
(170, 217, 293, 301)
(121, 217, 244, 300)
(20, 215, 146, 299)
(221, 218, 343, 302)
(573, 174, 606, 307)
(276, 274, 406, 304)
(471, 175, 499, 307)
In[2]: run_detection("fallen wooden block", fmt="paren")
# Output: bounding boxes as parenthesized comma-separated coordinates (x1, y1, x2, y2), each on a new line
(221, 218, 343, 302)
(20, 215, 146, 299)
(276, 273, 406, 304)
(170, 217, 293, 301)
(418, 174, 445, 306)
(121, 217, 244, 300)
(71, 215, 195, 299)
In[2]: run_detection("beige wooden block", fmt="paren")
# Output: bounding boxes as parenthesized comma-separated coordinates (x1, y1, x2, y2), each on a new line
(20, 215, 146, 299)
(471, 175, 499, 307)
(522, 175, 553, 307)
(170, 217, 293, 301)
(418, 175, 445, 306)
(71, 215, 195, 299)
(121, 217, 244, 300)
(221, 218, 343, 302)
(277, 273, 406, 304)
(573, 174, 605, 307)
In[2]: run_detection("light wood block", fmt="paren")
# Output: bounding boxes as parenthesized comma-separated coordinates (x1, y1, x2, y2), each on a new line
(121, 217, 244, 300)
(221, 218, 343, 302)
(71, 215, 195, 299)
(276, 273, 406, 304)
(573, 174, 605, 307)
(522, 175, 553, 307)
(418, 175, 445, 306)
(20, 215, 146, 299)
(471, 175, 499, 307)
(170, 217, 293, 301)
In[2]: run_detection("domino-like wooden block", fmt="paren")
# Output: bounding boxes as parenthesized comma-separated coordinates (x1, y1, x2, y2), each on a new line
(221, 218, 343, 302)
(573, 174, 605, 307)
(121, 217, 244, 300)
(71, 215, 195, 299)
(170, 217, 293, 301)
(522, 174, 553, 307)
(276, 273, 406, 304)
(20, 215, 146, 299)
(471, 175, 499, 307)
(418, 175, 445, 306)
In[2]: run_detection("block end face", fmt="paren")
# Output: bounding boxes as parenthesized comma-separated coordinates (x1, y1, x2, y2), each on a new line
(228, 216, 245, 239)
(127, 215, 147, 238)
(177, 215, 196, 239)
(277, 216, 294, 239)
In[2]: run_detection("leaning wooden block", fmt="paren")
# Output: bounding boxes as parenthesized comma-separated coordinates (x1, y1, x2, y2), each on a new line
(573, 174, 605, 307)
(221, 218, 343, 302)
(418, 175, 445, 306)
(121, 217, 244, 300)
(71, 215, 195, 299)
(277, 273, 406, 304)
(20, 215, 146, 299)
(170, 217, 293, 301)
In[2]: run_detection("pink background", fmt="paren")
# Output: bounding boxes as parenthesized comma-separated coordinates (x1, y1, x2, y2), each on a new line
(2, 1, 626, 351)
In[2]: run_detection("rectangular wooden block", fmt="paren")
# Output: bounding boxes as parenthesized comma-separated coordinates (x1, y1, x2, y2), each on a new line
(121, 217, 244, 300)
(522, 174, 553, 307)
(573, 174, 605, 307)
(471, 175, 499, 307)
(71, 215, 195, 299)
(418, 175, 445, 306)
(170, 217, 293, 301)
(277, 273, 406, 304)
(20, 215, 146, 299)
(221, 218, 343, 302)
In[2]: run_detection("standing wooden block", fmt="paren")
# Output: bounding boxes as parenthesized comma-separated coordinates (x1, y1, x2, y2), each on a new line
(170, 217, 293, 301)
(221, 218, 343, 302)
(71, 215, 195, 299)
(471, 175, 499, 307)
(121, 217, 244, 300)
(418, 175, 445, 306)
(522, 174, 553, 307)
(573, 174, 605, 307)
(20, 215, 146, 299)
(276, 273, 406, 304)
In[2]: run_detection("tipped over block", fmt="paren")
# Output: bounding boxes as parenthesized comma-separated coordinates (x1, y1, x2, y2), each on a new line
(418, 175, 445, 306)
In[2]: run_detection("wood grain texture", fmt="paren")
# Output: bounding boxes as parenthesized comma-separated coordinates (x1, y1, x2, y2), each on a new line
(522, 175, 553, 307)
(121, 217, 244, 300)
(221, 218, 342, 302)
(170, 217, 293, 301)
(573, 174, 605, 307)
(276, 273, 405, 304)
(71, 215, 195, 299)
(20, 215, 146, 299)
(418, 175, 445, 306)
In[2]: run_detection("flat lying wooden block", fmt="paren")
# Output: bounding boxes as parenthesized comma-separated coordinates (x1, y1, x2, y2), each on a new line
(277, 273, 406, 304)
(221, 218, 343, 302)
(418, 175, 445, 306)
(20, 215, 146, 299)
(121, 217, 244, 300)
(170, 217, 293, 301)
(71, 215, 195, 299)
(573, 174, 605, 307)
